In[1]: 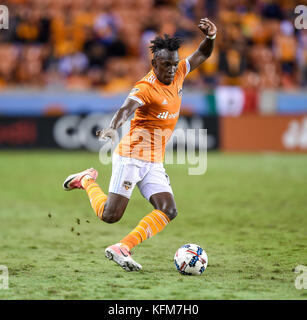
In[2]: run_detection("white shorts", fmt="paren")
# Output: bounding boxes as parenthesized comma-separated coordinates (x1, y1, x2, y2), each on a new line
(109, 153, 173, 200)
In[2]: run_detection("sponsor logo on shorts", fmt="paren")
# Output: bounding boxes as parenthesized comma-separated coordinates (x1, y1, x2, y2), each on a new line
(123, 181, 132, 190)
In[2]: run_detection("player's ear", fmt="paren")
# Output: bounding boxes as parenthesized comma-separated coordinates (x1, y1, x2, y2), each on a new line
(151, 58, 156, 68)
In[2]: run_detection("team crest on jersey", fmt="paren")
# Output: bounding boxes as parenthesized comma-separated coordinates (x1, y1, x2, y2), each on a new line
(178, 88, 183, 97)
(123, 181, 132, 190)
(129, 88, 140, 95)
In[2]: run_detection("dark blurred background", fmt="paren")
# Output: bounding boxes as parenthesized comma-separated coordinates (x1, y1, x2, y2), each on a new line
(0, 0, 306, 90)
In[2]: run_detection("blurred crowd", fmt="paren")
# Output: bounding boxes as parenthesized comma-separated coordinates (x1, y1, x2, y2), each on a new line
(0, 0, 306, 92)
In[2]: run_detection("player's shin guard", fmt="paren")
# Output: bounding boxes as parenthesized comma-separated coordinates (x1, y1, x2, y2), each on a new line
(120, 210, 170, 251)
(82, 176, 107, 220)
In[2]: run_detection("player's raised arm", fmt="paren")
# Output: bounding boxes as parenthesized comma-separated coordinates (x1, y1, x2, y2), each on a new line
(96, 98, 141, 142)
(187, 18, 217, 72)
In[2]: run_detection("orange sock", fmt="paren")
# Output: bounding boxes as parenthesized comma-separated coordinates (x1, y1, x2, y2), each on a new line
(120, 210, 170, 251)
(81, 176, 107, 220)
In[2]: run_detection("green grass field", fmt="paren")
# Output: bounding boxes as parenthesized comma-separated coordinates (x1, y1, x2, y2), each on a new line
(0, 151, 306, 300)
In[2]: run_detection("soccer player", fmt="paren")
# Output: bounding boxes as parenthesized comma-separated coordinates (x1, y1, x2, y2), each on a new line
(63, 18, 217, 271)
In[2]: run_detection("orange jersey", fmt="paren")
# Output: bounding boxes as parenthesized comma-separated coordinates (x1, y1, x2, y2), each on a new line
(115, 59, 190, 162)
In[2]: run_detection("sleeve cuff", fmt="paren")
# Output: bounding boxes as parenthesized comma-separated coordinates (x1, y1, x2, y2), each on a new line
(185, 59, 191, 77)
(128, 96, 144, 106)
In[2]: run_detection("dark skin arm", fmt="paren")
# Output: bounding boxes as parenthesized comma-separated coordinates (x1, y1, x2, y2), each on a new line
(188, 18, 217, 72)
(96, 98, 140, 141)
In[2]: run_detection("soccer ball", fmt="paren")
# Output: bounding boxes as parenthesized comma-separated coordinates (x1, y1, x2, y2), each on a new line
(174, 244, 208, 276)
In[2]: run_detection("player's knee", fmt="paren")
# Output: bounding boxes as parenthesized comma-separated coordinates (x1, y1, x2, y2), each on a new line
(102, 214, 121, 224)
(102, 209, 122, 224)
(163, 207, 178, 221)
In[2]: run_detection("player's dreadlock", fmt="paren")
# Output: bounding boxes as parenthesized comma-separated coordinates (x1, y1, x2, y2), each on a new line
(150, 34, 182, 56)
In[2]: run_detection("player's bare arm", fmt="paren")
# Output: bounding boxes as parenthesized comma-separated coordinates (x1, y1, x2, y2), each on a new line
(188, 18, 217, 72)
(96, 98, 141, 142)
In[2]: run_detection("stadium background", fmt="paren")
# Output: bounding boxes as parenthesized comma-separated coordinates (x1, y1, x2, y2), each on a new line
(0, 0, 307, 300)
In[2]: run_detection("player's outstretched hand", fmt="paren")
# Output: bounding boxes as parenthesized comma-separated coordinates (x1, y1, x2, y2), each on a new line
(198, 18, 217, 38)
(96, 128, 117, 143)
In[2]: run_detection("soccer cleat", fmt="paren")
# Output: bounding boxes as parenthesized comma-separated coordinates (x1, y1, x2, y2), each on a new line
(105, 244, 142, 272)
(63, 168, 98, 191)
